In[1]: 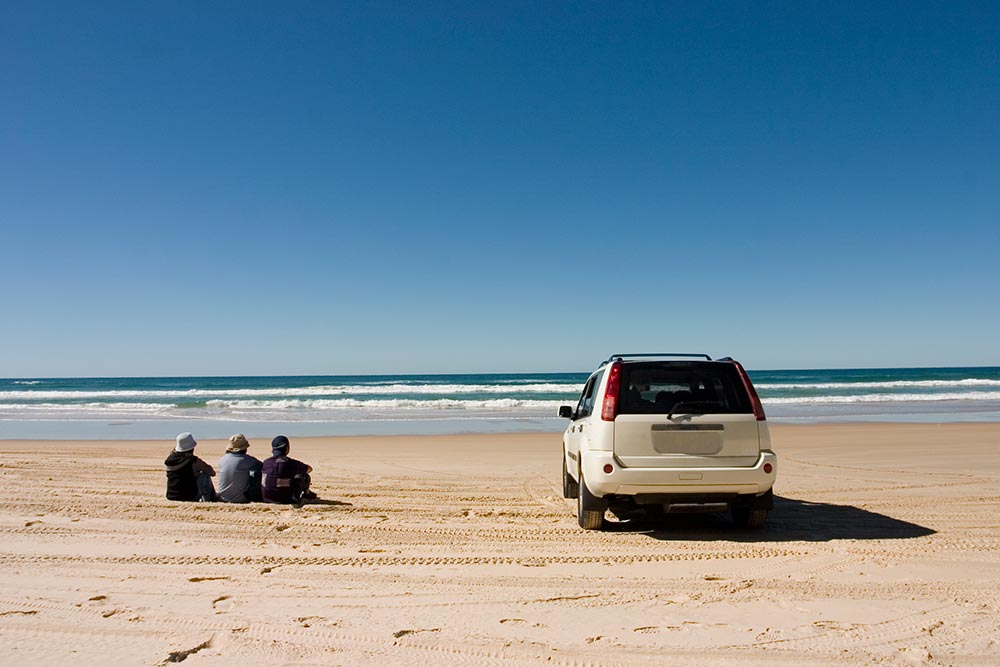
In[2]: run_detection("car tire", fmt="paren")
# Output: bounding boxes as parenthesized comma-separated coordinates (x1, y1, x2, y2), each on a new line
(731, 505, 767, 529)
(562, 455, 578, 499)
(576, 467, 606, 530)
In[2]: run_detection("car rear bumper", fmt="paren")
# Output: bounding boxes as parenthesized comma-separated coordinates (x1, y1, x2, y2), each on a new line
(580, 450, 777, 498)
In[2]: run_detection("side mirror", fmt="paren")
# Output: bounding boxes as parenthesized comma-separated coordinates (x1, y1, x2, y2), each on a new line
(558, 405, 574, 419)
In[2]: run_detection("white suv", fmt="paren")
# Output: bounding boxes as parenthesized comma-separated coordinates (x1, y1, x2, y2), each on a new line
(559, 353, 776, 530)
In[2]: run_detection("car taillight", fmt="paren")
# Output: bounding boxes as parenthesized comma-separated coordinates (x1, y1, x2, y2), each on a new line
(732, 360, 766, 421)
(601, 361, 622, 421)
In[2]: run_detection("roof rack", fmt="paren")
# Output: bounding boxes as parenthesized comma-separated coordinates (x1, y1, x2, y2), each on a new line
(603, 353, 713, 365)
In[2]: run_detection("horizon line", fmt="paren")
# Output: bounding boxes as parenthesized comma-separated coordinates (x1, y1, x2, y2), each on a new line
(3, 363, 999, 381)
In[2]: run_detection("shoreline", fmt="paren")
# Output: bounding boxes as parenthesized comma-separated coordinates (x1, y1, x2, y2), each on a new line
(2, 419, 1000, 444)
(3, 412, 1000, 442)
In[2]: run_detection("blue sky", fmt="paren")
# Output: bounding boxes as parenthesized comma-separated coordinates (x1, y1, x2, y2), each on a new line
(1, 2, 998, 376)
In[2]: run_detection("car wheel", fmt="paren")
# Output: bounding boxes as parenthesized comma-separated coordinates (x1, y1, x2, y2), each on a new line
(576, 467, 606, 530)
(731, 504, 768, 529)
(562, 455, 578, 499)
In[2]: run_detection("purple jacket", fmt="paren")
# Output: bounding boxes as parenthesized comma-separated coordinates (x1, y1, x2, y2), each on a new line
(262, 455, 310, 503)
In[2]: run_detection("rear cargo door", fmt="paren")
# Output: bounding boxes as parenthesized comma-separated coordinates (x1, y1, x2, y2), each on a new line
(614, 413, 760, 468)
(612, 362, 761, 469)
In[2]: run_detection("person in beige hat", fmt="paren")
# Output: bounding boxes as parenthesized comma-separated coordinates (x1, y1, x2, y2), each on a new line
(216, 434, 263, 503)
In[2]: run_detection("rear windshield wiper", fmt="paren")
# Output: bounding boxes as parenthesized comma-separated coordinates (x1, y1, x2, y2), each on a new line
(668, 401, 723, 419)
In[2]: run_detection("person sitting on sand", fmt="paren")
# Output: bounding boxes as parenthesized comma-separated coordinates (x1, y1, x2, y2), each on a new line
(216, 434, 262, 503)
(164, 432, 216, 502)
(262, 435, 317, 505)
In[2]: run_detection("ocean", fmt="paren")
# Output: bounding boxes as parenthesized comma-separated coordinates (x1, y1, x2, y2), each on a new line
(1, 366, 999, 440)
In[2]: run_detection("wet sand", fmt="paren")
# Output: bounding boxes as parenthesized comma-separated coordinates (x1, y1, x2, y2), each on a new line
(1, 423, 998, 665)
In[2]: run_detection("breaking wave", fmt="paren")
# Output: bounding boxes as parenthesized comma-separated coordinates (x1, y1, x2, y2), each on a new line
(0, 402, 174, 413)
(759, 379, 1000, 390)
(207, 398, 564, 411)
(0, 383, 579, 401)
(762, 391, 1000, 405)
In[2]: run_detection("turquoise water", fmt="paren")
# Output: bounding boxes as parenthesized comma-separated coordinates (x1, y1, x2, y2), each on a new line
(2, 367, 999, 439)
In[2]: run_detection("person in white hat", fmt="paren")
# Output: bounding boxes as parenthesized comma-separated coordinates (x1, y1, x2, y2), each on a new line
(164, 432, 216, 502)
(216, 434, 263, 503)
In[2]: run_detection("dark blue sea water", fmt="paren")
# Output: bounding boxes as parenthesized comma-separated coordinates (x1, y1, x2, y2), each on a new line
(2, 367, 999, 439)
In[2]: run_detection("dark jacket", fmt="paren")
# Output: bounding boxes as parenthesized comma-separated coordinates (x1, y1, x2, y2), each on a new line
(165, 451, 215, 501)
(262, 455, 311, 504)
(165, 450, 198, 501)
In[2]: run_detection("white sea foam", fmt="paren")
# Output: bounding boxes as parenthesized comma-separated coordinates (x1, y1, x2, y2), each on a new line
(206, 398, 565, 411)
(0, 383, 580, 401)
(6, 393, 995, 412)
(758, 379, 1000, 390)
(6, 378, 998, 401)
(0, 398, 566, 418)
(762, 391, 1000, 405)
(3, 392, 1000, 424)
(11, 380, 41, 385)
(0, 402, 174, 412)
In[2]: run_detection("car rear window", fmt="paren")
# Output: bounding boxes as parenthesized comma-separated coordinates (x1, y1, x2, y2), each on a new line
(617, 362, 752, 414)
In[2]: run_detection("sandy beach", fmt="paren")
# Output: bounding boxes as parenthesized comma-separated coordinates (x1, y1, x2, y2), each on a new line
(1, 423, 999, 666)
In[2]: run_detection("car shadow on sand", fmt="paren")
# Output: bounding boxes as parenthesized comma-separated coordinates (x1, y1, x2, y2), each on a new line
(604, 495, 936, 542)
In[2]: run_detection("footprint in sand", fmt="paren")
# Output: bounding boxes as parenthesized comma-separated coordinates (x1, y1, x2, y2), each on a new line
(78, 595, 109, 608)
(295, 616, 340, 629)
(634, 625, 688, 633)
(212, 596, 234, 613)
(393, 628, 440, 638)
(162, 637, 213, 664)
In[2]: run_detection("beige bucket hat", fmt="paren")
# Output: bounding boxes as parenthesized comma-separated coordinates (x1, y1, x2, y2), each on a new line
(227, 433, 250, 452)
